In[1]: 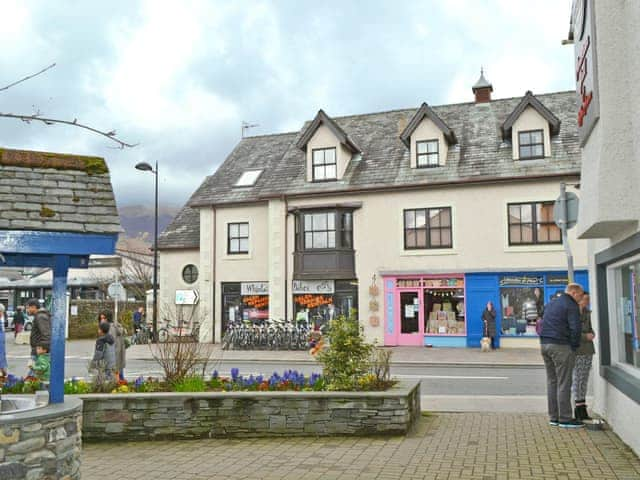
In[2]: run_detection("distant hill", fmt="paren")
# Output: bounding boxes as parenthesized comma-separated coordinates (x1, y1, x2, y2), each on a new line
(118, 205, 180, 241)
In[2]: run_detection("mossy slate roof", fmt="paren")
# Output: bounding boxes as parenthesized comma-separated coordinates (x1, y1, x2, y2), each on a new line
(0, 148, 120, 235)
(159, 91, 580, 250)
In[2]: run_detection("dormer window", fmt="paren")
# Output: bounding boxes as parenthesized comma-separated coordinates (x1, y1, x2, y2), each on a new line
(416, 140, 439, 168)
(234, 169, 263, 187)
(312, 148, 337, 181)
(518, 130, 544, 159)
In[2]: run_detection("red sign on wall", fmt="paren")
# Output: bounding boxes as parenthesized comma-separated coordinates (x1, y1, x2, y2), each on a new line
(573, 0, 600, 146)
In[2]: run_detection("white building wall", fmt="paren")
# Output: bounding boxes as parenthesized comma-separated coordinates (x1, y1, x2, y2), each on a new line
(577, 0, 640, 456)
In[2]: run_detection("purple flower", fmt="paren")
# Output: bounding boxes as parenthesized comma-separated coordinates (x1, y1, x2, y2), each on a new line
(212, 370, 219, 379)
(231, 368, 240, 381)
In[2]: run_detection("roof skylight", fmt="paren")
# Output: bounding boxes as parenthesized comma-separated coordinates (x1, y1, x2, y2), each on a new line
(234, 169, 263, 187)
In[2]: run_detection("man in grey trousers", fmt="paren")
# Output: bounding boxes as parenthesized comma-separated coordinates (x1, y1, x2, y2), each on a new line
(539, 283, 585, 428)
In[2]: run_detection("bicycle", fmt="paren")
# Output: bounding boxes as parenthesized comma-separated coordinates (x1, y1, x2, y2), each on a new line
(131, 323, 153, 345)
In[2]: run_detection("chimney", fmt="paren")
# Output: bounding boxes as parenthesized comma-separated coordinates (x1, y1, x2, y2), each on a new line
(472, 68, 493, 103)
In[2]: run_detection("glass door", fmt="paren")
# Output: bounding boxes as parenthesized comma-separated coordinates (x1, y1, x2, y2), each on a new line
(398, 291, 423, 345)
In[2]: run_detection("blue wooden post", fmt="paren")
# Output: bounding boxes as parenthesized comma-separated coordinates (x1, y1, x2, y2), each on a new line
(49, 255, 70, 403)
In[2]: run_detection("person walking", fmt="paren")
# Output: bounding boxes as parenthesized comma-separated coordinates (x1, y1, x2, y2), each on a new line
(0, 305, 8, 377)
(540, 283, 585, 428)
(99, 311, 126, 382)
(573, 292, 595, 421)
(26, 299, 51, 371)
(13, 306, 25, 338)
(482, 301, 497, 349)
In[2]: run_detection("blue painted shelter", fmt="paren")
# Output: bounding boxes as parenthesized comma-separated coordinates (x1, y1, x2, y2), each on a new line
(0, 148, 120, 402)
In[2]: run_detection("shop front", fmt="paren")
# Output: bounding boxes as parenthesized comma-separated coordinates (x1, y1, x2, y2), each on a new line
(292, 279, 358, 329)
(383, 275, 466, 347)
(221, 282, 269, 332)
(465, 270, 589, 348)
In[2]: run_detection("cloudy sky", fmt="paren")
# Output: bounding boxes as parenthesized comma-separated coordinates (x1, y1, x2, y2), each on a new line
(0, 0, 575, 209)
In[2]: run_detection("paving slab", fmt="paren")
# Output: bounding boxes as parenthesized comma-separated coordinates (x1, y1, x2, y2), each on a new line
(81, 413, 640, 480)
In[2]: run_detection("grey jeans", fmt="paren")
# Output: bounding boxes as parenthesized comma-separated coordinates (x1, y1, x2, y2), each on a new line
(541, 343, 576, 422)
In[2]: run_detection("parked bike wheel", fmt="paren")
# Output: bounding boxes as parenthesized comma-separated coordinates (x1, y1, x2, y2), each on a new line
(157, 328, 169, 343)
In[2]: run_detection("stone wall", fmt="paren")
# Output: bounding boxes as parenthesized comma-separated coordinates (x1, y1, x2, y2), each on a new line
(0, 398, 83, 480)
(80, 381, 420, 441)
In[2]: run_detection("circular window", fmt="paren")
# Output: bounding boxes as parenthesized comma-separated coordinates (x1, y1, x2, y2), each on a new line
(182, 264, 199, 284)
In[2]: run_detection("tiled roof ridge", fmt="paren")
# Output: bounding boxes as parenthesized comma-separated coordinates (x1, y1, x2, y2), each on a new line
(328, 90, 576, 121)
(242, 131, 299, 140)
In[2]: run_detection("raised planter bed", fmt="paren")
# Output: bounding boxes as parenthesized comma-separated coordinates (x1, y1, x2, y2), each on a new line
(78, 380, 420, 441)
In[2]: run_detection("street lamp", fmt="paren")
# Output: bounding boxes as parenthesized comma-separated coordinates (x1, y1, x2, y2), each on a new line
(135, 161, 159, 342)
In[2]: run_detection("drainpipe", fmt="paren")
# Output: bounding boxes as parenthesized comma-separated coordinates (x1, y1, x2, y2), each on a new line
(212, 206, 216, 342)
(283, 195, 288, 321)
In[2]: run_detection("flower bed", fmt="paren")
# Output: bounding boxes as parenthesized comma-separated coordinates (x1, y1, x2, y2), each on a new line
(78, 380, 420, 441)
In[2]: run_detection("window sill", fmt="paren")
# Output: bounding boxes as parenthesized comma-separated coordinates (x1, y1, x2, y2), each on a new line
(601, 365, 640, 404)
(223, 253, 252, 261)
(401, 249, 457, 257)
(504, 244, 563, 253)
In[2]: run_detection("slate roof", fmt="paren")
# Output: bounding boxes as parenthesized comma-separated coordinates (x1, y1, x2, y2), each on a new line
(160, 90, 580, 249)
(0, 148, 120, 234)
(157, 201, 200, 249)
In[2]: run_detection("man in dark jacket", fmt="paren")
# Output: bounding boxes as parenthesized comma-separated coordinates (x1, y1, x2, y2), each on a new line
(540, 283, 584, 428)
(26, 299, 51, 359)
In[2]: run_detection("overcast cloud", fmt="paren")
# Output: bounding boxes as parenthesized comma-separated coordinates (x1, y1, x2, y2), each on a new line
(0, 0, 574, 208)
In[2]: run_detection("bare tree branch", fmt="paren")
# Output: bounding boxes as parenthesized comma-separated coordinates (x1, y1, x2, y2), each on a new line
(0, 112, 138, 149)
(0, 63, 57, 92)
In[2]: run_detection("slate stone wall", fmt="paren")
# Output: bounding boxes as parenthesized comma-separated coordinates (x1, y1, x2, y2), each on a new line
(80, 381, 420, 441)
(0, 398, 82, 480)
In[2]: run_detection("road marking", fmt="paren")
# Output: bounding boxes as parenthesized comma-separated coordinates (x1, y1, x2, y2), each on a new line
(394, 374, 509, 380)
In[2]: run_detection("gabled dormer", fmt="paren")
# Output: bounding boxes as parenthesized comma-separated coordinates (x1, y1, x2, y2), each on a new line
(502, 91, 561, 161)
(400, 103, 456, 169)
(296, 109, 360, 182)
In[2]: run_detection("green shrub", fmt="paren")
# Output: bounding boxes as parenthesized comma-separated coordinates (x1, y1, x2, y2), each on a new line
(172, 375, 206, 392)
(315, 313, 373, 390)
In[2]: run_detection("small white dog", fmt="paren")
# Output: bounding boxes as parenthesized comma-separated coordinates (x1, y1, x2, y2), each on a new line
(480, 337, 491, 352)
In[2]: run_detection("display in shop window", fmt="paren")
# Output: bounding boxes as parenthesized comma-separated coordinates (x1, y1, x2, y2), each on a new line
(500, 286, 544, 336)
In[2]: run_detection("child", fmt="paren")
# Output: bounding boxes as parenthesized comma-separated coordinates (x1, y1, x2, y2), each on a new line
(33, 344, 51, 383)
(91, 322, 116, 378)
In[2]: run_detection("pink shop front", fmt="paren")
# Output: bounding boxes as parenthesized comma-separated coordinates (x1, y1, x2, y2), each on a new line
(383, 274, 467, 347)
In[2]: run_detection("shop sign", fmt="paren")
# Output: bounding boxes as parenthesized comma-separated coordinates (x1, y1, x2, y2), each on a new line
(292, 280, 335, 294)
(547, 274, 569, 285)
(241, 282, 269, 295)
(499, 275, 544, 287)
(573, 0, 600, 146)
(175, 290, 199, 305)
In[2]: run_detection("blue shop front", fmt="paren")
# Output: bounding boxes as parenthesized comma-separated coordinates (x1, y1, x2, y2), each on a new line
(465, 270, 589, 348)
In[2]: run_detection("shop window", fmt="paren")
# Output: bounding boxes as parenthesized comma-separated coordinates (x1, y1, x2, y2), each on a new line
(518, 129, 544, 159)
(404, 207, 452, 249)
(499, 285, 544, 336)
(424, 288, 465, 335)
(228, 222, 249, 254)
(293, 279, 357, 330)
(312, 147, 337, 181)
(508, 202, 560, 245)
(181, 264, 198, 284)
(615, 262, 640, 369)
(221, 282, 269, 333)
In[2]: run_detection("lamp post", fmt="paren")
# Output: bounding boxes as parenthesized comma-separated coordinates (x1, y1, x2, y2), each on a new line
(135, 161, 159, 342)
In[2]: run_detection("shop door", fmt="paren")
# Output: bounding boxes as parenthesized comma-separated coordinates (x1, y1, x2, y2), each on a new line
(398, 291, 423, 345)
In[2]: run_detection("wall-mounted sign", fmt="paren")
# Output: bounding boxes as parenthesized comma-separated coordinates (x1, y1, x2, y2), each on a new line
(241, 282, 269, 296)
(547, 274, 569, 285)
(499, 276, 544, 287)
(175, 290, 199, 305)
(573, 0, 600, 146)
(292, 280, 335, 294)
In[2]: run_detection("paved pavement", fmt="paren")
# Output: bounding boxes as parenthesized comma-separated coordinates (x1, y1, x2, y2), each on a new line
(82, 413, 640, 480)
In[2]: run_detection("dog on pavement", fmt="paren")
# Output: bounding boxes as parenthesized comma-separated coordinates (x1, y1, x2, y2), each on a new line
(480, 336, 491, 352)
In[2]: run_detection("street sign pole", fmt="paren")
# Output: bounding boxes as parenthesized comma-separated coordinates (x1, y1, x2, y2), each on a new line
(559, 183, 575, 283)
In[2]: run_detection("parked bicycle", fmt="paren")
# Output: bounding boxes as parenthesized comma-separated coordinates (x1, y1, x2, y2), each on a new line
(157, 320, 201, 343)
(221, 317, 316, 351)
(131, 323, 153, 345)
